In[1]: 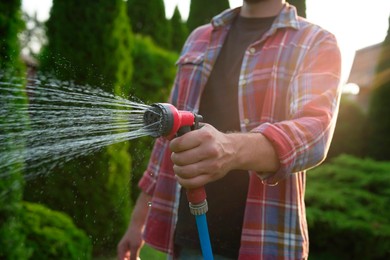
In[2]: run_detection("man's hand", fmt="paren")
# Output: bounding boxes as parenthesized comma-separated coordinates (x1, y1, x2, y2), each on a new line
(117, 226, 144, 260)
(169, 124, 280, 189)
(117, 192, 151, 260)
(169, 124, 236, 189)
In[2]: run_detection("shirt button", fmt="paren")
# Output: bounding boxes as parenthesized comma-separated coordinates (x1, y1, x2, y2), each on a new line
(243, 118, 250, 125)
(249, 47, 256, 54)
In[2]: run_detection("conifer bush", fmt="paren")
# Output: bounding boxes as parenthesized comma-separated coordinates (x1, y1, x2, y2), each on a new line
(129, 35, 178, 201)
(21, 202, 92, 259)
(0, 0, 30, 258)
(306, 155, 390, 259)
(187, 0, 230, 32)
(26, 0, 134, 256)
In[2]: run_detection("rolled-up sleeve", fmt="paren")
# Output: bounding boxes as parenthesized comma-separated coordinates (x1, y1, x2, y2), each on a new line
(252, 32, 342, 185)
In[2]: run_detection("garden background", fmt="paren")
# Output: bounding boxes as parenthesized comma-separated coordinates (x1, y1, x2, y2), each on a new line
(1, 0, 390, 259)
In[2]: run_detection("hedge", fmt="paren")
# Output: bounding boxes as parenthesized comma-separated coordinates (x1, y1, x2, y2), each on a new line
(306, 154, 390, 259)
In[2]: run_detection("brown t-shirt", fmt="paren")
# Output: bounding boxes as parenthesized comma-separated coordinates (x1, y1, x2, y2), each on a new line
(174, 15, 276, 258)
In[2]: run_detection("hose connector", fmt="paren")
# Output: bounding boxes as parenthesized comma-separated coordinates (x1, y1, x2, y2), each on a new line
(189, 200, 208, 215)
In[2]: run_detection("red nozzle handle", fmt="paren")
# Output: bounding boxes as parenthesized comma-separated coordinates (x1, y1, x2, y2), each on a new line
(186, 186, 207, 205)
(177, 126, 207, 205)
(174, 109, 207, 206)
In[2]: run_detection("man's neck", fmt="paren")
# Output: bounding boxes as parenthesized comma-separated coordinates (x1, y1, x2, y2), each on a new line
(240, 0, 285, 18)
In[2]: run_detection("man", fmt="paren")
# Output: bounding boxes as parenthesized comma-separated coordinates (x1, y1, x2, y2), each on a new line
(118, 0, 341, 259)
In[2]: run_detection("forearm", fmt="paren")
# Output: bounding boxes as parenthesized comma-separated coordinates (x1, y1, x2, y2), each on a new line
(129, 191, 151, 229)
(229, 132, 280, 174)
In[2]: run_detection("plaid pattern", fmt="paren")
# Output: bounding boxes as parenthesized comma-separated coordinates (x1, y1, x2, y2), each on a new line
(139, 3, 341, 259)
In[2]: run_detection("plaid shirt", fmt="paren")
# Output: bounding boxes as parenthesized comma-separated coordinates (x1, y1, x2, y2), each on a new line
(139, 4, 341, 259)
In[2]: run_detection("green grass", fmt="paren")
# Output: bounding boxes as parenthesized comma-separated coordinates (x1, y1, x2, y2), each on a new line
(96, 244, 166, 260)
(140, 244, 167, 259)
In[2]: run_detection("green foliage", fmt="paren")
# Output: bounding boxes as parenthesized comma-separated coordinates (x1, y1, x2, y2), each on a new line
(140, 244, 166, 259)
(32, 0, 134, 256)
(366, 81, 390, 160)
(327, 96, 366, 159)
(24, 146, 132, 256)
(366, 15, 390, 161)
(288, 0, 306, 18)
(21, 201, 92, 259)
(40, 0, 134, 92)
(0, 0, 30, 259)
(129, 35, 178, 201)
(187, 0, 230, 32)
(0, 0, 24, 69)
(170, 6, 189, 52)
(306, 155, 390, 259)
(130, 35, 178, 103)
(0, 161, 30, 259)
(127, 0, 172, 49)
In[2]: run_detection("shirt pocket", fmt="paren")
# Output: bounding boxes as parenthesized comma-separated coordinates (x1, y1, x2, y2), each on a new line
(176, 52, 205, 66)
(173, 53, 205, 108)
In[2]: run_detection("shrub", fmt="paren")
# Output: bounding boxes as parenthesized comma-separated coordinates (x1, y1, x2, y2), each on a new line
(306, 155, 390, 259)
(129, 35, 178, 201)
(29, 0, 134, 255)
(187, 0, 230, 32)
(21, 201, 92, 259)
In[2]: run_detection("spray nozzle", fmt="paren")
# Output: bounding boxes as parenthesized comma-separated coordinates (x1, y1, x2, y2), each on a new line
(143, 103, 203, 140)
(143, 103, 207, 209)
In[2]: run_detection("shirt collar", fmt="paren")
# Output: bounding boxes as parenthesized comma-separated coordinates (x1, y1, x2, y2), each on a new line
(211, 3, 300, 31)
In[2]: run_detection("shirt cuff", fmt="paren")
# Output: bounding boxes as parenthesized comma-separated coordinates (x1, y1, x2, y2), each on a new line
(251, 122, 296, 185)
(138, 170, 156, 196)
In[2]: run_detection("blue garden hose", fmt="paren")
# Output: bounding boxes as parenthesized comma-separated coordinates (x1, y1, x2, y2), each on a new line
(195, 214, 213, 260)
(188, 193, 214, 260)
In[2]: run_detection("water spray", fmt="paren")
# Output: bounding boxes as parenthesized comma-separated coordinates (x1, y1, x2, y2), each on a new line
(143, 103, 214, 260)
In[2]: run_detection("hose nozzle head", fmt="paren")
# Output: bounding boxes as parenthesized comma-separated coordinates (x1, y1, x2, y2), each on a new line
(143, 103, 202, 140)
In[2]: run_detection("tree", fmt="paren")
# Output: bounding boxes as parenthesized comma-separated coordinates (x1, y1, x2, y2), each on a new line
(28, 0, 134, 255)
(0, 0, 30, 258)
(170, 6, 189, 52)
(127, 0, 171, 49)
(288, 0, 306, 18)
(129, 35, 178, 201)
(187, 0, 230, 32)
(365, 15, 390, 160)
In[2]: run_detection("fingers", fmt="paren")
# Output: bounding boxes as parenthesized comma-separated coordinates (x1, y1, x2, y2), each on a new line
(173, 159, 225, 189)
(170, 147, 203, 166)
(117, 241, 130, 260)
(174, 167, 211, 189)
(117, 244, 140, 260)
(117, 232, 143, 260)
(169, 124, 212, 153)
(170, 124, 216, 166)
(169, 124, 232, 189)
(130, 244, 143, 260)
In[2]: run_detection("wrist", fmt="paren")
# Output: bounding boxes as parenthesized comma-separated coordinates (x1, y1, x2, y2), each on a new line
(129, 192, 151, 228)
(228, 132, 279, 173)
